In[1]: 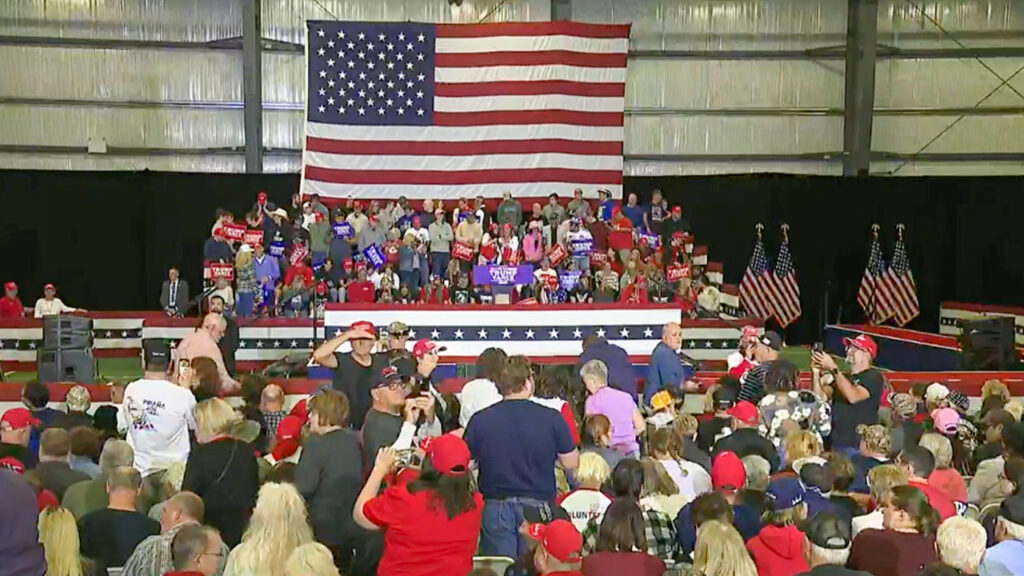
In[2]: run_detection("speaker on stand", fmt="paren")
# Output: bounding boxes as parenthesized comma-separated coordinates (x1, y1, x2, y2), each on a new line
(958, 316, 1017, 371)
(37, 315, 95, 384)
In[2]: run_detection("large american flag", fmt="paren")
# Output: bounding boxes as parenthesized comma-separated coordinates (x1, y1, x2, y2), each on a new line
(766, 231, 801, 327)
(884, 227, 920, 326)
(302, 21, 630, 201)
(739, 233, 774, 321)
(857, 228, 894, 324)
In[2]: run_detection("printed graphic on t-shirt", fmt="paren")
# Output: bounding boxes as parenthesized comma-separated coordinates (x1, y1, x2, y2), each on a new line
(127, 398, 165, 431)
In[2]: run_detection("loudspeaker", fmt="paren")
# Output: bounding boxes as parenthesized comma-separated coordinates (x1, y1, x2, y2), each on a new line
(959, 316, 1017, 371)
(37, 349, 95, 384)
(42, 315, 93, 350)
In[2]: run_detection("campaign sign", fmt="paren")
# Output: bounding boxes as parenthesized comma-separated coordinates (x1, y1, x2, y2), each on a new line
(220, 223, 246, 242)
(638, 231, 660, 249)
(547, 244, 568, 267)
(243, 229, 264, 246)
(207, 262, 234, 281)
(290, 245, 309, 266)
(667, 263, 691, 283)
(570, 237, 593, 255)
(559, 270, 583, 290)
(479, 243, 497, 262)
(269, 241, 286, 257)
(473, 265, 534, 286)
(452, 242, 475, 262)
(332, 222, 354, 238)
(363, 244, 386, 270)
(590, 251, 609, 268)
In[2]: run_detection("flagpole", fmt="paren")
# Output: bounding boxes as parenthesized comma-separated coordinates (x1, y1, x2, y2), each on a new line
(869, 223, 880, 324)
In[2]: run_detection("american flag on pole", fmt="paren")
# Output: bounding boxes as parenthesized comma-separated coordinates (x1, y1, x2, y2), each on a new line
(765, 225, 801, 327)
(857, 225, 894, 324)
(302, 21, 629, 201)
(739, 226, 774, 320)
(884, 224, 920, 326)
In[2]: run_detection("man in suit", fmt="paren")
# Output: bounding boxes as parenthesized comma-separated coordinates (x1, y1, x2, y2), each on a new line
(160, 267, 190, 316)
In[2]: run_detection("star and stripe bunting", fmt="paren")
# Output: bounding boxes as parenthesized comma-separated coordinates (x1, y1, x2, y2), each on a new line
(939, 302, 1024, 348)
(302, 20, 630, 200)
(324, 305, 750, 361)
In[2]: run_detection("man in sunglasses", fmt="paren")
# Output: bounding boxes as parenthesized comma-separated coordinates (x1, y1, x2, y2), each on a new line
(363, 366, 442, 466)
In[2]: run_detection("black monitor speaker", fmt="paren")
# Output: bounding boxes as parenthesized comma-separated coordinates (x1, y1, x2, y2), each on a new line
(958, 316, 1017, 371)
(42, 315, 93, 350)
(37, 349, 95, 384)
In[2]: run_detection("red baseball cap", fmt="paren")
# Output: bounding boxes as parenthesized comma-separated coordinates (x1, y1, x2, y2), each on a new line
(1, 408, 40, 431)
(3, 281, 15, 291)
(43, 283, 55, 291)
(288, 399, 308, 423)
(271, 415, 304, 461)
(257, 191, 267, 202)
(0, 456, 25, 474)
(842, 334, 878, 358)
(726, 401, 759, 426)
(350, 320, 376, 336)
(711, 451, 746, 493)
(412, 339, 447, 359)
(528, 519, 583, 563)
(420, 434, 470, 476)
(672, 205, 682, 215)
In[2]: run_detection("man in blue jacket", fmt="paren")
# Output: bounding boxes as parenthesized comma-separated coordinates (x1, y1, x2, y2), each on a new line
(645, 322, 694, 406)
(578, 336, 636, 398)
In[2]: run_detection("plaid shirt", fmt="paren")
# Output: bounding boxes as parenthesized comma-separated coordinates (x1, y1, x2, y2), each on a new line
(581, 506, 678, 562)
(261, 410, 286, 436)
(121, 521, 228, 576)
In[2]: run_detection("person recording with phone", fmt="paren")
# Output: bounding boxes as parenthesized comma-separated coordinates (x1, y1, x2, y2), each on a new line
(362, 366, 443, 470)
(811, 334, 885, 457)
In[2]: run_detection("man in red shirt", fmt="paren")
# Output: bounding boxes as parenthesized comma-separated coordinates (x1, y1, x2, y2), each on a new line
(528, 519, 584, 576)
(898, 445, 957, 520)
(346, 268, 376, 303)
(283, 259, 313, 287)
(0, 281, 26, 318)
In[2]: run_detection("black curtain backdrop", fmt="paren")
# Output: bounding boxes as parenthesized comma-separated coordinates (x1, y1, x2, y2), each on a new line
(1, 170, 1021, 344)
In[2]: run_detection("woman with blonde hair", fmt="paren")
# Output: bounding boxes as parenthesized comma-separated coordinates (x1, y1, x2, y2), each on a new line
(638, 458, 689, 517)
(919, 432, 967, 504)
(691, 520, 757, 576)
(284, 542, 340, 576)
(183, 398, 259, 547)
(851, 463, 908, 537)
(38, 506, 105, 576)
(980, 379, 1011, 417)
(781, 430, 823, 473)
(224, 482, 314, 576)
(234, 245, 260, 317)
(558, 452, 613, 532)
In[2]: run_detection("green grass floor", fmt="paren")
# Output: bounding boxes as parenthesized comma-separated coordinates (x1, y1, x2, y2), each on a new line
(4, 346, 843, 384)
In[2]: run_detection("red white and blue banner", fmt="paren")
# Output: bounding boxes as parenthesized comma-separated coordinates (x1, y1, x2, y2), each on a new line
(323, 303, 750, 361)
(940, 302, 1024, 348)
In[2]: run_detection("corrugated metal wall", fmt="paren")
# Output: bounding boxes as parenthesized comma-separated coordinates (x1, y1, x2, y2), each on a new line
(1, 0, 1023, 175)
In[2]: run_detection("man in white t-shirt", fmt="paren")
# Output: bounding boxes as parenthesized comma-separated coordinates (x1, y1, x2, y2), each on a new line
(122, 340, 196, 479)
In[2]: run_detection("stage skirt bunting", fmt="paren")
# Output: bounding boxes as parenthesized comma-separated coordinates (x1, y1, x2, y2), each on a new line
(940, 301, 1024, 349)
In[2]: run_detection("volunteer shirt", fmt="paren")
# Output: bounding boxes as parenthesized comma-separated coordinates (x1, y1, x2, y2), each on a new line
(465, 399, 575, 501)
(363, 485, 483, 576)
(557, 488, 612, 532)
(122, 378, 196, 477)
(830, 367, 884, 448)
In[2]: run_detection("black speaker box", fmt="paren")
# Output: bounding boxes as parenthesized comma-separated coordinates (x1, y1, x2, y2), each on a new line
(37, 348, 95, 384)
(42, 315, 93, 350)
(959, 316, 1017, 371)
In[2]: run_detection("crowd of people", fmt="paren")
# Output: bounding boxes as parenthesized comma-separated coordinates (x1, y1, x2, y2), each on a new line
(0, 319, 1022, 576)
(186, 190, 721, 318)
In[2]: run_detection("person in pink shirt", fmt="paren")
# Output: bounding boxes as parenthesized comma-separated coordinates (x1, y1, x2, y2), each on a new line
(581, 359, 644, 457)
(174, 313, 239, 394)
(523, 221, 545, 264)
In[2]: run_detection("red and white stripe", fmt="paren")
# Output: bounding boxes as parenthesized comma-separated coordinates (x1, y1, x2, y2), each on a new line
(766, 272, 801, 328)
(857, 273, 894, 324)
(303, 22, 629, 201)
(740, 270, 773, 321)
(885, 270, 920, 326)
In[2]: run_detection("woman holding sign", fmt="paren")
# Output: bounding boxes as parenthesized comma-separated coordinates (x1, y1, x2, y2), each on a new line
(235, 245, 261, 318)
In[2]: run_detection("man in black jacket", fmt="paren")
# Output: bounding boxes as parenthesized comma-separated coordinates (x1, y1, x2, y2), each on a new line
(712, 401, 779, 473)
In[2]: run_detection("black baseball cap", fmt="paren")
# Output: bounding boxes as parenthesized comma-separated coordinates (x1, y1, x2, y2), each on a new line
(805, 511, 852, 549)
(758, 331, 782, 351)
(142, 339, 171, 368)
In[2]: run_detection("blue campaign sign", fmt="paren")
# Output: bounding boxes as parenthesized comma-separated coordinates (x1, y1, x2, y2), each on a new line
(269, 241, 286, 257)
(570, 238, 593, 255)
(363, 244, 386, 270)
(332, 222, 354, 238)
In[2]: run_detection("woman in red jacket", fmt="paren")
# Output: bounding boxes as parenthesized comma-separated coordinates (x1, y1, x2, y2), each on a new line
(746, 477, 810, 576)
